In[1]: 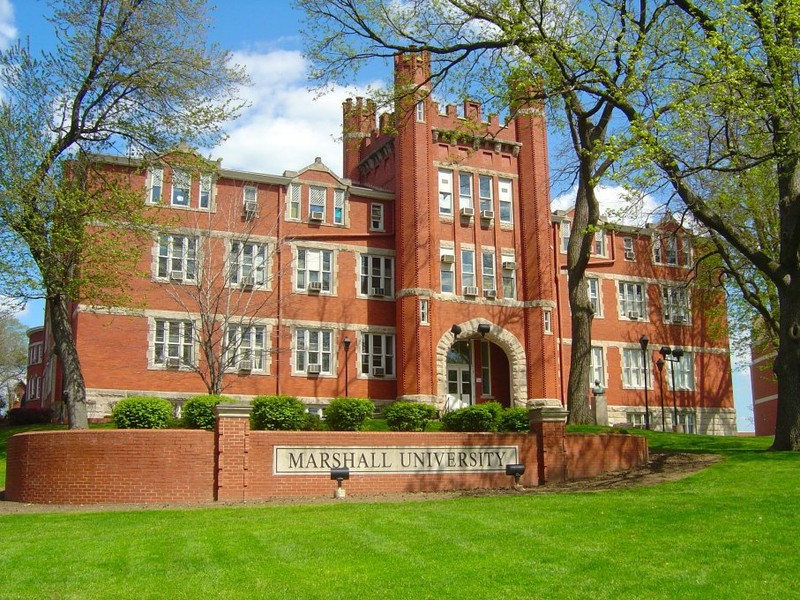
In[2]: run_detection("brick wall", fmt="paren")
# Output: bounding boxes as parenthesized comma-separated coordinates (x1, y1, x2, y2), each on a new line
(565, 434, 649, 480)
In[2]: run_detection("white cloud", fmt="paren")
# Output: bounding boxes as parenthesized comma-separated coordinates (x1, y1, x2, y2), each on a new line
(0, 0, 15, 50)
(214, 50, 381, 177)
(551, 184, 661, 227)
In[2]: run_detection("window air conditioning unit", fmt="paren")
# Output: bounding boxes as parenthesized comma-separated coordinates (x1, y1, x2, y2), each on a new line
(370, 288, 385, 297)
(480, 210, 495, 220)
(309, 210, 324, 221)
(240, 275, 255, 289)
(675, 315, 687, 323)
(624, 251, 635, 260)
(484, 289, 497, 299)
(372, 367, 385, 377)
(463, 286, 479, 296)
(459, 207, 475, 218)
(441, 254, 455, 264)
(169, 270, 183, 282)
(502, 261, 516, 271)
(308, 281, 323, 292)
(307, 363, 321, 375)
(244, 201, 258, 217)
(165, 357, 180, 368)
(238, 359, 253, 372)
(628, 311, 640, 320)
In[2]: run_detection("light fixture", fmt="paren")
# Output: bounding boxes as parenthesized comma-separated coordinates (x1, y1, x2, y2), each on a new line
(331, 467, 349, 498)
(505, 463, 525, 490)
(639, 334, 650, 430)
(477, 323, 491, 337)
(450, 324, 462, 339)
(342, 336, 351, 397)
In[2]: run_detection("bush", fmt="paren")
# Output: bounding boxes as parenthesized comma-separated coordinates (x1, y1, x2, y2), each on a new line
(251, 395, 307, 431)
(302, 412, 324, 431)
(442, 403, 500, 432)
(498, 407, 530, 432)
(324, 397, 375, 431)
(7, 407, 53, 425)
(182, 395, 230, 430)
(383, 401, 437, 432)
(112, 397, 172, 429)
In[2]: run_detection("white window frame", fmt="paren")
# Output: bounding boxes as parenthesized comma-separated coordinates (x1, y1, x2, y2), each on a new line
(29, 342, 43, 365)
(225, 324, 266, 372)
(296, 247, 333, 292)
(243, 185, 258, 206)
(360, 332, 395, 378)
(147, 167, 163, 204)
(288, 183, 301, 220)
(229, 241, 268, 287)
(459, 172, 473, 210)
(618, 281, 646, 318)
(309, 186, 327, 220)
(665, 236, 679, 265)
(561, 221, 571, 253)
(623, 236, 634, 259)
(420, 298, 429, 325)
(333, 188, 346, 225)
(668, 351, 695, 391)
(622, 347, 648, 389)
(461, 249, 476, 289)
(482, 250, 496, 292)
(591, 346, 605, 387)
(370, 203, 385, 231)
(438, 170, 453, 216)
(153, 319, 194, 368)
(360, 254, 394, 297)
(157, 234, 198, 282)
(498, 178, 513, 224)
(478, 175, 493, 212)
(501, 257, 516, 300)
(662, 285, 690, 323)
(543, 309, 552, 334)
(480, 340, 492, 396)
(295, 328, 332, 374)
(199, 173, 212, 210)
(588, 277, 601, 316)
(171, 168, 191, 206)
(441, 257, 455, 294)
(681, 237, 692, 267)
(416, 100, 425, 122)
(677, 411, 697, 433)
(594, 229, 607, 257)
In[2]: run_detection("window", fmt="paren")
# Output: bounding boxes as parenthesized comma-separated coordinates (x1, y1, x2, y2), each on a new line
(296, 248, 333, 292)
(543, 309, 552, 333)
(370, 203, 384, 231)
(662, 285, 690, 323)
(480, 341, 492, 395)
(333, 189, 345, 225)
(677, 412, 697, 434)
(154, 320, 194, 367)
(441, 257, 455, 293)
(653, 235, 685, 266)
(360, 255, 394, 296)
(147, 168, 163, 204)
(588, 278, 601, 315)
(244, 185, 258, 206)
(623, 236, 634, 260)
(653, 237, 663, 263)
(295, 328, 332, 374)
(438, 170, 453, 215)
(591, 346, 605, 387)
(681, 237, 692, 266)
(199, 174, 212, 210)
(459, 173, 473, 210)
(157, 234, 197, 281)
(361, 333, 395, 377)
(288, 183, 301, 220)
(420, 299, 429, 324)
(594, 229, 606, 256)
(622, 348, 648, 388)
(28, 343, 43, 365)
(561, 221, 571, 253)
(461, 249, 476, 288)
(665, 236, 678, 265)
(618, 281, 645, 318)
(482, 251, 495, 292)
(498, 178, 513, 223)
(627, 412, 649, 428)
(171, 169, 191, 206)
(229, 241, 267, 286)
(668, 351, 694, 391)
(502, 259, 516, 299)
(309, 186, 326, 219)
(225, 325, 266, 371)
(479, 175, 493, 212)
(416, 101, 425, 122)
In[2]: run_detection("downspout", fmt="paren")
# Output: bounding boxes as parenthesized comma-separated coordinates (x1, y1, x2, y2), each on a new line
(553, 220, 567, 406)
(275, 186, 284, 396)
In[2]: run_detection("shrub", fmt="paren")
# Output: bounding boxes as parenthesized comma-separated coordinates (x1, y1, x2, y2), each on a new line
(499, 407, 530, 432)
(251, 395, 307, 431)
(383, 401, 437, 432)
(324, 397, 375, 431)
(112, 397, 172, 429)
(7, 407, 53, 425)
(442, 403, 499, 432)
(182, 395, 230, 430)
(302, 412, 324, 431)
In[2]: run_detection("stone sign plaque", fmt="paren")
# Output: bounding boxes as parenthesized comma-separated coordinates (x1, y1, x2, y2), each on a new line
(273, 445, 519, 475)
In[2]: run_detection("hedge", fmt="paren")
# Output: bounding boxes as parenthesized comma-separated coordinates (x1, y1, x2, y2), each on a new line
(324, 397, 375, 431)
(112, 396, 173, 429)
(383, 401, 437, 432)
(251, 395, 307, 431)
(182, 395, 231, 430)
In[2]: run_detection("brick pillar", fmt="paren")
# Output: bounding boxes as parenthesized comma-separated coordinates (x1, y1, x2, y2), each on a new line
(529, 407, 569, 484)
(214, 404, 251, 501)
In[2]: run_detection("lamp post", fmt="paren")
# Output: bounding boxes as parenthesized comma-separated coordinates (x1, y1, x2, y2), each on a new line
(656, 358, 666, 431)
(342, 336, 351, 397)
(659, 346, 685, 431)
(639, 335, 650, 430)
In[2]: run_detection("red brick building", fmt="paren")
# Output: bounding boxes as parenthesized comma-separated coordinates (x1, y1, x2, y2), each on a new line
(750, 344, 777, 436)
(31, 54, 736, 433)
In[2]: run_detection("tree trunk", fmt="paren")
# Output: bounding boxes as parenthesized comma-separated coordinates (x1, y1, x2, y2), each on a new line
(48, 294, 88, 429)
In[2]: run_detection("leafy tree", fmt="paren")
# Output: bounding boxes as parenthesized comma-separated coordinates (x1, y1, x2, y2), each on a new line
(0, 0, 247, 428)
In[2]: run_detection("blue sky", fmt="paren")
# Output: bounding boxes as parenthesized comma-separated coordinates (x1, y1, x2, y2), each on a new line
(4, 0, 755, 430)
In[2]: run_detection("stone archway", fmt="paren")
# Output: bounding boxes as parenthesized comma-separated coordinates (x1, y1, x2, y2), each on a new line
(435, 319, 528, 408)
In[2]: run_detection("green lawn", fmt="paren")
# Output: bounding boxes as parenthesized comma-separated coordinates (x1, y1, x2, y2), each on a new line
(0, 426, 796, 599)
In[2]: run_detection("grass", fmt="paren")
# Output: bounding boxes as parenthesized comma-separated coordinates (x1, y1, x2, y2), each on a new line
(0, 425, 795, 599)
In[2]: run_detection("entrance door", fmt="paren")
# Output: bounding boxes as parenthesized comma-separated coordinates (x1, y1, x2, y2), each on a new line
(446, 341, 472, 407)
